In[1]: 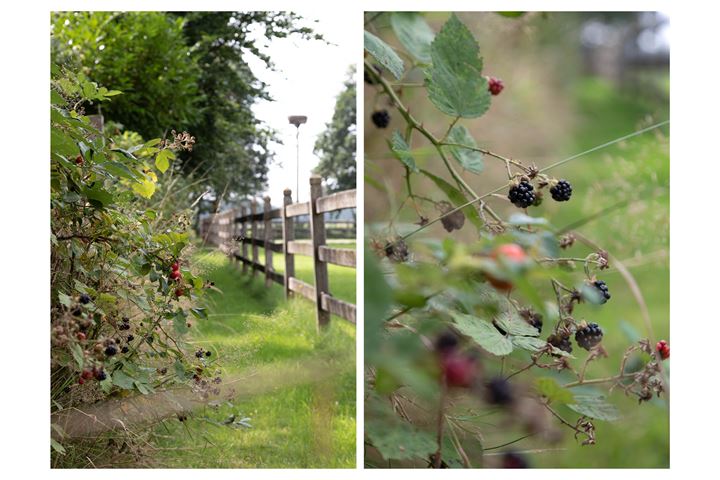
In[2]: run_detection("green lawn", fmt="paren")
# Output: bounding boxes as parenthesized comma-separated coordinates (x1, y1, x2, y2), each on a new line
(151, 246, 356, 468)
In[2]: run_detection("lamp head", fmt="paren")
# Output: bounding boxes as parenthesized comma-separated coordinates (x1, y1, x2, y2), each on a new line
(288, 115, 307, 128)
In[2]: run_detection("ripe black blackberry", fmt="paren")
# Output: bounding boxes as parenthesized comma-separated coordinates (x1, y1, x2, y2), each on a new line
(575, 322, 604, 350)
(507, 180, 536, 208)
(95, 370, 107, 381)
(549, 179, 572, 202)
(79, 294, 91, 304)
(520, 310, 543, 333)
(205, 351, 212, 357)
(195, 349, 204, 358)
(435, 331, 459, 355)
(371, 110, 390, 129)
(548, 333, 573, 355)
(121, 346, 129, 354)
(127, 334, 134, 342)
(104, 345, 117, 356)
(485, 377, 514, 405)
(593, 280, 611, 303)
(384, 238, 409, 263)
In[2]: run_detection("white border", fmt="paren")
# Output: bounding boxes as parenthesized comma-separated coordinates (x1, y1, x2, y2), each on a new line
(2, 0, 720, 477)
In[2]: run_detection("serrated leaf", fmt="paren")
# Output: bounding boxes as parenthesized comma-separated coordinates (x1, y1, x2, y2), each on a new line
(102, 161, 139, 181)
(420, 169, 483, 231)
(364, 31, 404, 80)
(445, 125, 483, 173)
(424, 14, 491, 118)
(567, 395, 620, 421)
(389, 131, 419, 172)
(535, 377, 575, 404)
(511, 335, 548, 353)
(366, 420, 436, 460)
(495, 311, 539, 337)
(154, 149, 174, 173)
(452, 312, 513, 356)
(390, 12, 435, 63)
(173, 312, 189, 335)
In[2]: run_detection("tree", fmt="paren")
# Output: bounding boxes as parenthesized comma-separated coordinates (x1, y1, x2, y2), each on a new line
(313, 66, 357, 192)
(51, 12, 322, 200)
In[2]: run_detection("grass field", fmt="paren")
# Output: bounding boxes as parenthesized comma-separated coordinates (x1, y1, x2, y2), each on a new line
(152, 245, 356, 468)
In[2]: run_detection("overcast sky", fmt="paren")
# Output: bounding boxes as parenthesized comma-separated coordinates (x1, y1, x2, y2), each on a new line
(246, 10, 355, 206)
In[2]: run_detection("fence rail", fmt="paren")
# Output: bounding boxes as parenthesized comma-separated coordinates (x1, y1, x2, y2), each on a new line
(199, 176, 356, 329)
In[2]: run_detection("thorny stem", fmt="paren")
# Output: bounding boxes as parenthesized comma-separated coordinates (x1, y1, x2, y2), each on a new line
(563, 373, 633, 389)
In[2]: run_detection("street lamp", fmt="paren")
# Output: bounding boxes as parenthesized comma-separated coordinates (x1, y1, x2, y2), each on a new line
(288, 115, 307, 203)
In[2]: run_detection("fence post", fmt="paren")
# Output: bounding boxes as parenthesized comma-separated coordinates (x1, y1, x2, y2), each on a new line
(263, 196, 273, 287)
(239, 205, 247, 273)
(251, 199, 259, 277)
(281, 188, 295, 299)
(309, 176, 330, 329)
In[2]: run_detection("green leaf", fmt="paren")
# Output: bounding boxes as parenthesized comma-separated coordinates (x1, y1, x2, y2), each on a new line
(365, 246, 393, 362)
(58, 292, 72, 307)
(62, 191, 81, 203)
(495, 311, 539, 337)
(82, 184, 114, 208)
(567, 395, 620, 421)
(190, 307, 208, 319)
(420, 169, 483, 231)
(132, 178, 156, 199)
(173, 311, 189, 335)
(390, 12, 435, 63)
(452, 312, 513, 356)
(389, 131, 419, 172)
(535, 377, 574, 404)
(102, 161, 139, 181)
(511, 335, 548, 353)
(70, 343, 84, 369)
(366, 420, 436, 460)
(111, 370, 135, 390)
(364, 31, 404, 80)
(51, 438, 66, 455)
(51, 90, 66, 106)
(444, 125, 484, 173)
(154, 149, 174, 173)
(424, 14, 491, 118)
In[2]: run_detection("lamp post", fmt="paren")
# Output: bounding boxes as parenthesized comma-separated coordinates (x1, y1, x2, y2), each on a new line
(288, 115, 307, 202)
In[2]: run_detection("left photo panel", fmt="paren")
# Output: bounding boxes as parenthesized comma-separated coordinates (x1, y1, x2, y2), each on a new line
(50, 11, 356, 468)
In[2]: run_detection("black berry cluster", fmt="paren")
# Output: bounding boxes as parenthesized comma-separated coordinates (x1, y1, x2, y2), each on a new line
(548, 333, 573, 354)
(549, 180, 572, 202)
(195, 349, 204, 358)
(593, 280, 611, 303)
(485, 377, 513, 406)
(507, 180, 536, 208)
(104, 345, 117, 356)
(371, 110, 390, 129)
(79, 294, 91, 304)
(575, 322, 603, 350)
(520, 310, 543, 333)
(119, 316, 131, 331)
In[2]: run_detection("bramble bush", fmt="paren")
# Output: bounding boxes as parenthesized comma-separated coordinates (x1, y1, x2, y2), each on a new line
(50, 64, 219, 456)
(364, 13, 669, 468)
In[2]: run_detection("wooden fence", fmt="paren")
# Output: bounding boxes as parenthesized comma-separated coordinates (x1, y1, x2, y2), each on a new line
(199, 176, 356, 330)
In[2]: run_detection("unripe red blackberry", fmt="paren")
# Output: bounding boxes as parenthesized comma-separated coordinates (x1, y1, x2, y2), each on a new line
(575, 322, 603, 350)
(170, 270, 181, 281)
(487, 76, 504, 96)
(441, 353, 477, 388)
(656, 340, 670, 360)
(371, 110, 390, 129)
(507, 180, 536, 208)
(549, 179, 572, 202)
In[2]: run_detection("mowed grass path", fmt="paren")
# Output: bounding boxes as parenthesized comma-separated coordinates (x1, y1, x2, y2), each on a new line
(152, 245, 356, 468)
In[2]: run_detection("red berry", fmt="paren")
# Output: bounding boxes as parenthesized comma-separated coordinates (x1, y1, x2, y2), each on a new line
(487, 76, 504, 96)
(493, 243, 527, 263)
(78, 377, 85, 385)
(75, 154, 84, 165)
(656, 340, 670, 360)
(171, 262, 180, 271)
(81, 369, 93, 380)
(169, 270, 181, 281)
(175, 288, 184, 297)
(76, 332, 86, 341)
(441, 353, 477, 388)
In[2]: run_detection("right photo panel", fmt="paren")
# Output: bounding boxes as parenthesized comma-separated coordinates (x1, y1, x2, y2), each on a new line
(364, 11, 669, 468)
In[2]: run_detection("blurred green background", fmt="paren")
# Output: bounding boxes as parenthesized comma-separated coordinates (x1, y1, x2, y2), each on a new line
(364, 11, 669, 468)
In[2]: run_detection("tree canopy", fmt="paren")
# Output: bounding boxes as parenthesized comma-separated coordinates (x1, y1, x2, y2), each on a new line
(313, 66, 357, 192)
(51, 11, 322, 199)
